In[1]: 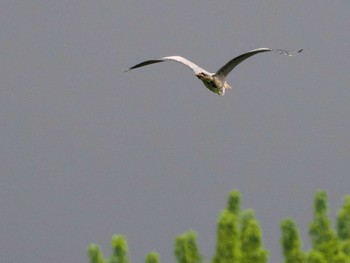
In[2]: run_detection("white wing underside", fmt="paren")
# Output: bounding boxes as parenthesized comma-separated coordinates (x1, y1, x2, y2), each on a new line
(162, 56, 212, 75)
(126, 55, 211, 75)
(214, 48, 302, 81)
(126, 48, 302, 81)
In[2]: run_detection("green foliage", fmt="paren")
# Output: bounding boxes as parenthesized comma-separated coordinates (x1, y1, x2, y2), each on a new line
(306, 250, 327, 263)
(86, 189, 350, 263)
(341, 240, 350, 257)
(88, 244, 106, 263)
(280, 219, 305, 263)
(337, 196, 350, 241)
(308, 191, 341, 262)
(213, 191, 243, 263)
(174, 231, 201, 263)
(227, 190, 241, 216)
(213, 210, 241, 263)
(110, 235, 129, 263)
(145, 252, 160, 263)
(213, 191, 268, 263)
(240, 209, 268, 263)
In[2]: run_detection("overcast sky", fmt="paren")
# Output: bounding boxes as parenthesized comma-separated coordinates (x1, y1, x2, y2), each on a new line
(1, 1, 350, 263)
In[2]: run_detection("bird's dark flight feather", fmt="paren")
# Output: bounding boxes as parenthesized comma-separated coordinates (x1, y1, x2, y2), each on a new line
(126, 59, 164, 71)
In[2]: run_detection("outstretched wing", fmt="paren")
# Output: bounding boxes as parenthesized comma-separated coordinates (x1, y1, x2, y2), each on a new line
(215, 48, 303, 79)
(125, 56, 210, 75)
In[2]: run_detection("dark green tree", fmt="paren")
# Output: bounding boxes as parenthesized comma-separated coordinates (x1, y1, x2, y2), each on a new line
(308, 191, 343, 262)
(280, 219, 305, 263)
(227, 190, 241, 216)
(337, 195, 350, 241)
(337, 195, 350, 261)
(306, 250, 327, 263)
(86, 189, 350, 263)
(174, 230, 201, 263)
(240, 209, 268, 263)
(110, 235, 129, 263)
(88, 244, 105, 263)
(212, 190, 242, 263)
(145, 252, 160, 263)
(340, 241, 350, 260)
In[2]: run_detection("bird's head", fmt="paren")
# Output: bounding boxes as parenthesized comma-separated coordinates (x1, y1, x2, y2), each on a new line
(195, 72, 210, 81)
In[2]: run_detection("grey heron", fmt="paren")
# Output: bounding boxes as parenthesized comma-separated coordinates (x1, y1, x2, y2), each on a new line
(126, 48, 303, 96)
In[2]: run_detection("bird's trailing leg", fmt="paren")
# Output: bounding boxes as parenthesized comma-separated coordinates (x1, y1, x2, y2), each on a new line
(224, 82, 232, 89)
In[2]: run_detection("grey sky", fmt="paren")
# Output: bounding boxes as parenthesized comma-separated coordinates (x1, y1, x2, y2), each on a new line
(1, 1, 349, 263)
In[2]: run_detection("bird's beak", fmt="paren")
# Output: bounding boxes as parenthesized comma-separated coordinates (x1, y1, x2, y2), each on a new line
(224, 83, 232, 89)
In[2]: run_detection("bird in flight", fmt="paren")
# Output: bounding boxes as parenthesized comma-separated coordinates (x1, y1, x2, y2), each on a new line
(126, 48, 303, 96)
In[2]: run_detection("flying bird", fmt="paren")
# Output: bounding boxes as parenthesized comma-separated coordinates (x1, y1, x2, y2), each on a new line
(126, 48, 303, 96)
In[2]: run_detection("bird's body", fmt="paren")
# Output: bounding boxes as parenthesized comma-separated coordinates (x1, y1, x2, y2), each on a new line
(195, 72, 231, 96)
(126, 48, 302, 96)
